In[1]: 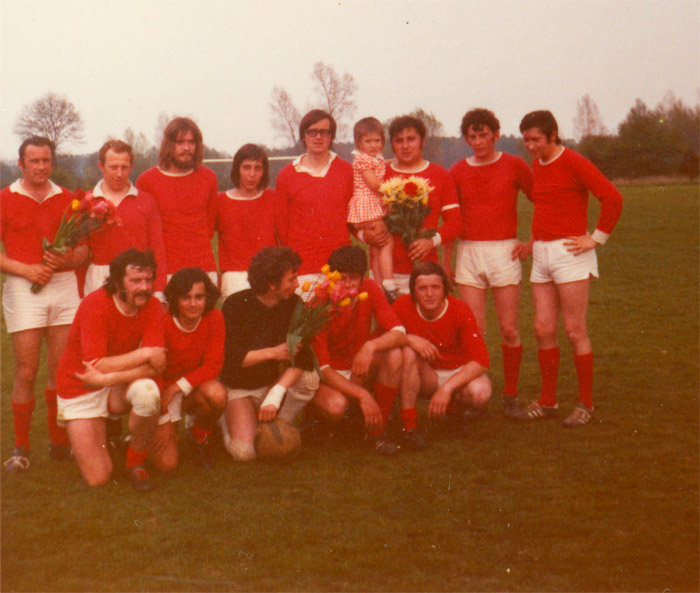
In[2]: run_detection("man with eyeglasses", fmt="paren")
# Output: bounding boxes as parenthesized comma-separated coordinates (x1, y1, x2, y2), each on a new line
(274, 109, 353, 289)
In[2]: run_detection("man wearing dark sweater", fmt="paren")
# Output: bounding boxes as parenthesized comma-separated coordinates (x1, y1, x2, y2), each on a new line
(219, 247, 318, 461)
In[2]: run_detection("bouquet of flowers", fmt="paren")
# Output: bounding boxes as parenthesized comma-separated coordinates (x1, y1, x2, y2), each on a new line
(286, 264, 369, 375)
(380, 175, 436, 253)
(32, 189, 120, 293)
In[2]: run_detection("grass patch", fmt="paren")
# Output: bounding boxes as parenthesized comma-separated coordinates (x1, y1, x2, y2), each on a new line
(2, 184, 698, 592)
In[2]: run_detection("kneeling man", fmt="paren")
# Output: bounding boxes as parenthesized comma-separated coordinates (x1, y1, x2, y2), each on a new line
(311, 246, 406, 455)
(393, 262, 491, 449)
(56, 249, 165, 490)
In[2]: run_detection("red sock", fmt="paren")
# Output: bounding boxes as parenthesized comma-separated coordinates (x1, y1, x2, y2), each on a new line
(192, 423, 212, 444)
(12, 400, 35, 450)
(502, 344, 522, 396)
(45, 388, 69, 446)
(574, 352, 594, 409)
(372, 383, 398, 433)
(125, 446, 148, 470)
(538, 347, 560, 408)
(400, 407, 418, 431)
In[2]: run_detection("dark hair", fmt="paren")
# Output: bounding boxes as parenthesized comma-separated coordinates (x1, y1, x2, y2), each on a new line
(103, 249, 157, 296)
(299, 109, 336, 149)
(248, 247, 301, 295)
(460, 108, 500, 137)
(327, 245, 367, 277)
(519, 110, 561, 145)
(19, 136, 56, 165)
(409, 261, 451, 299)
(230, 144, 269, 189)
(164, 267, 220, 317)
(158, 117, 204, 168)
(389, 116, 427, 142)
(353, 117, 385, 148)
(98, 139, 134, 165)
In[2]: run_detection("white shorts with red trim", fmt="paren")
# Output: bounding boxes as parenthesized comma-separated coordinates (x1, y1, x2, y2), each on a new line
(455, 239, 522, 289)
(530, 239, 598, 284)
(2, 271, 80, 334)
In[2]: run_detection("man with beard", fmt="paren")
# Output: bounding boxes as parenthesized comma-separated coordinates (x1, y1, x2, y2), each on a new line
(137, 117, 218, 283)
(55, 249, 165, 491)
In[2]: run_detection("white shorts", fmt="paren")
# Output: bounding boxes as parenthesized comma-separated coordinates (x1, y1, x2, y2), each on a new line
(84, 263, 110, 297)
(435, 366, 466, 389)
(226, 372, 319, 405)
(530, 239, 598, 284)
(2, 272, 80, 334)
(158, 390, 184, 425)
(221, 271, 250, 300)
(226, 385, 267, 405)
(455, 239, 522, 289)
(57, 387, 111, 425)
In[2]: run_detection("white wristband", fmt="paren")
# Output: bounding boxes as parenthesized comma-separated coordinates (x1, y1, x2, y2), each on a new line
(176, 377, 193, 396)
(260, 384, 287, 410)
(591, 229, 610, 245)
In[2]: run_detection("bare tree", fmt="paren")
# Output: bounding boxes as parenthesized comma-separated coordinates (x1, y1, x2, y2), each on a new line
(573, 94, 608, 140)
(13, 92, 84, 153)
(310, 61, 357, 137)
(154, 111, 171, 147)
(269, 87, 301, 148)
(383, 108, 445, 138)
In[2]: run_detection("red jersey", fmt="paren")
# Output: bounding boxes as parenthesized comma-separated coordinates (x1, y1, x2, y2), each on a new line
(392, 294, 489, 370)
(531, 148, 623, 241)
(450, 153, 533, 241)
(216, 189, 276, 272)
(274, 154, 353, 275)
(162, 308, 225, 391)
(384, 161, 461, 273)
(136, 166, 218, 274)
(56, 289, 165, 398)
(312, 278, 404, 371)
(87, 181, 167, 291)
(0, 180, 73, 265)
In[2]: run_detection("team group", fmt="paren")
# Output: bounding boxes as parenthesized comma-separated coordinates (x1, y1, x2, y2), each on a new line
(1, 107, 623, 490)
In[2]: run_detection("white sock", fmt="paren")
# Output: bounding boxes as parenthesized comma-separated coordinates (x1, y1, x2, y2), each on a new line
(382, 279, 397, 291)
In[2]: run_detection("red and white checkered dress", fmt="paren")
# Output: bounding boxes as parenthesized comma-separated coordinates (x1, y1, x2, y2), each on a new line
(347, 150, 386, 224)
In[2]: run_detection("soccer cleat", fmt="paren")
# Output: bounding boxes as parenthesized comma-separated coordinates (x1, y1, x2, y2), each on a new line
(515, 402, 559, 421)
(402, 428, 428, 450)
(3, 447, 30, 473)
(127, 465, 154, 492)
(367, 434, 399, 457)
(462, 406, 488, 423)
(383, 287, 401, 305)
(561, 403, 594, 428)
(188, 432, 213, 468)
(48, 443, 72, 462)
(503, 395, 523, 419)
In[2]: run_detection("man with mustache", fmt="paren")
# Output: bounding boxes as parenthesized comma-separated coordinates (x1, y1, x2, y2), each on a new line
(55, 249, 165, 491)
(137, 117, 218, 285)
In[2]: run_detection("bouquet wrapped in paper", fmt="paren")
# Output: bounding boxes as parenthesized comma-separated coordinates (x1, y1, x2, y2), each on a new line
(380, 176, 436, 254)
(286, 264, 369, 375)
(32, 189, 120, 293)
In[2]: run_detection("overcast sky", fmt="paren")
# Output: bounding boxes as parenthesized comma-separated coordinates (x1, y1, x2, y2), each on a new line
(1, 0, 698, 161)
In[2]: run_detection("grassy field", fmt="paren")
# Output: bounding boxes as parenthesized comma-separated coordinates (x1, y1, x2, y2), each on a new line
(1, 183, 698, 592)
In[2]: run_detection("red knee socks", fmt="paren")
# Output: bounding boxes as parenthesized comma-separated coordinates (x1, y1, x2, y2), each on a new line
(538, 347, 560, 408)
(574, 352, 594, 409)
(12, 400, 35, 450)
(502, 343, 523, 396)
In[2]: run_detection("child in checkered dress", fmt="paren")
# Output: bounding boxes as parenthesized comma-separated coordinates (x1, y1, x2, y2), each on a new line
(347, 117, 397, 300)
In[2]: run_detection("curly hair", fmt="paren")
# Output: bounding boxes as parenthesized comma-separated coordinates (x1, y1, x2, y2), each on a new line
(248, 247, 301, 295)
(164, 267, 220, 317)
(103, 249, 157, 296)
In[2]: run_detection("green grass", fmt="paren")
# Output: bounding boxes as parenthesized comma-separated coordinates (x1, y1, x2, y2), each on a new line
(2, 184, 698, 592)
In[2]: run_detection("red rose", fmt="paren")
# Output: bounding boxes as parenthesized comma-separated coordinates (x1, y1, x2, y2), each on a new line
(404, 181, 418, 196)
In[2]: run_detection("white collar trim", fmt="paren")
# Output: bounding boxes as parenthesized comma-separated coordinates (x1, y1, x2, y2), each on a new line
(539, 146, 566, 166)
(173, 315, 201, 333)
(417, 299, 449, 322)
(389, 160, 430, 174)
(467, 152, 502, 167)
(9, 179, 64, 201)
(93, 180, 138, 198)
(292, 151, 337, 177)
(225, 189, 264, 201)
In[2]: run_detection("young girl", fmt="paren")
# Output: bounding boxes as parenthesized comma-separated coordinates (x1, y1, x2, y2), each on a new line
(347, 117, 398, 301)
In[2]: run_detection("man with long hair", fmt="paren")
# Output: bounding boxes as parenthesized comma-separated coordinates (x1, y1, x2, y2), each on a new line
(136, 117, 218, 284)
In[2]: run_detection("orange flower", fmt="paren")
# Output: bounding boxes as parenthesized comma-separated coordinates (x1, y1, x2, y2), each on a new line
(358, 292, 369, 301)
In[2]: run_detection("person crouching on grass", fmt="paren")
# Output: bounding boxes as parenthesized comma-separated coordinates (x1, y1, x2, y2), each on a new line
(55, 249, 165, 491)
(310, 245, 406, 456)
(517, 110, 623, 427)
(393, 262, 491, 449)
(148, 268, 226, 471)
(219, 247, 319, 462)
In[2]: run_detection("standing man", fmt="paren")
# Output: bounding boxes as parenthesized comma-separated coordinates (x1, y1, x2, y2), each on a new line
(84, 140, 167, 297)
(310, 246, 406, 455)
(517, 110, 623, 427)
(1, 136, 87, 472)
(137, 117, 218, 284)
(219, 247, 319, 462)
(363, 115, 461, 296)
(448, 108, 533, 418)
(393, 262, 491, 449)
(275, 109, 353, 288)
(55, 249, 165, 490)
